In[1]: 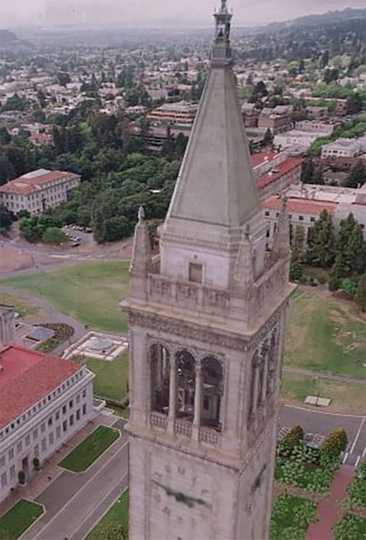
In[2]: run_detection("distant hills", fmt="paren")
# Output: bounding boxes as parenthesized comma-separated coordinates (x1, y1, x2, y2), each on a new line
(0, 29, 31, 49)
(249, 7, 366, 35)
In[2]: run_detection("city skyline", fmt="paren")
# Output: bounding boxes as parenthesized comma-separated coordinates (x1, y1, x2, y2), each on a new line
(1, 0, 366, 28)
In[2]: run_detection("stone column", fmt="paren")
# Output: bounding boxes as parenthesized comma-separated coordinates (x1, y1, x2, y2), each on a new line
(192, 360, 202, 441)
(167, 354, 176, 434)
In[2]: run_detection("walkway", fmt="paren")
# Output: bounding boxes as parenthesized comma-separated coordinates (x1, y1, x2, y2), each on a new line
(306, 465, 354, 540)
(284, 366, 366, 386)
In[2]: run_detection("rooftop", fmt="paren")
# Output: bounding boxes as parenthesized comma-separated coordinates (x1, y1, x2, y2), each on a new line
(0, 345, 81, 430)
(0, 169, 79, 195)
(263, 196, 337, 216)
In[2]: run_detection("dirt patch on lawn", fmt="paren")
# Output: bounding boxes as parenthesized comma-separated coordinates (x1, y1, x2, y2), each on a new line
(0, 246, 35, 273)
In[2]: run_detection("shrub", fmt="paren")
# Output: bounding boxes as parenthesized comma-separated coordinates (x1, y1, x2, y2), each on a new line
(278, 426, 304, 458)
(321, 429, 348, 458)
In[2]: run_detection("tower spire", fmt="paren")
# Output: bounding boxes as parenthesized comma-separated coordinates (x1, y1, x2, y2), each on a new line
(212, 0, 233, 66)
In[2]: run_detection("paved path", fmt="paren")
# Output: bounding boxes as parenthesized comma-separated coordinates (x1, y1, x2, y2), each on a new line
(306, 465, 354, 540)
(279, 405, 366, 466)
(284, 366, 366, 386)
(0, 285, 86, 355)
(22, 419, 128, 540)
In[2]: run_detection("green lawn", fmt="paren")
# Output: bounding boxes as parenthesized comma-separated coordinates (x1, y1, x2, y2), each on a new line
(0, 261, 130, 333)
(78, 353, 129, 402)
(0, 500, 44, 539)
(285, 289, 366, 379)
(334, 513, 366, 539)
(281, 372, 366, 414)
(270, 494, 317, 540)
(60, 426, 120, 472)
(87, 490, 128, 540)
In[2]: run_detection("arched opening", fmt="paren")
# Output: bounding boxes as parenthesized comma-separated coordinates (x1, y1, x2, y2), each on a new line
(176, 350, 196, 421)
(201, 357, 223, 431)
(150, 343, 170, 415)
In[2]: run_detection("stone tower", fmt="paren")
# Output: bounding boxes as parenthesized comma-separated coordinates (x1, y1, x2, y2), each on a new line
(123, 3, 293, 538)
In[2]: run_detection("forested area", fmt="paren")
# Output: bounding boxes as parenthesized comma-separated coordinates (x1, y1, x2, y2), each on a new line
(0, 103, 184, 242)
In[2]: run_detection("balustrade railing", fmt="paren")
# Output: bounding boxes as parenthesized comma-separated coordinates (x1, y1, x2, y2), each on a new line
(199, 427, 220, 446)
(150, 412, 168, 430)
(174, 419, 193, 438)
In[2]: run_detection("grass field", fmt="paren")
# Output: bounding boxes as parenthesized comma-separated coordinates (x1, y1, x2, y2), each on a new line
(76, 353, 129, 402)
(285, 288, 366, 380)
(60, 426, 119, 473)
(87, 490, 128, 540)
(0, 291, 41, 321)
(281, 372, 366, 414)
(0, 500, 43, 539)
(0, 261, 130, 333)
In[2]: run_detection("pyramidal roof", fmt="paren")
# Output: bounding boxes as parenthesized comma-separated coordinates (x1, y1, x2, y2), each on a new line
(166, 3, 259, 229)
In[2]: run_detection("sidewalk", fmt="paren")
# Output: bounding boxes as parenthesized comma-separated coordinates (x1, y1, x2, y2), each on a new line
(0, 412, 118, 518)
(306, 465, 354, 540)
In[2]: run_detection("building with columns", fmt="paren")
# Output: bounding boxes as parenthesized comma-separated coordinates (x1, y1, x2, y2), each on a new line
(123, 2, 293, 539)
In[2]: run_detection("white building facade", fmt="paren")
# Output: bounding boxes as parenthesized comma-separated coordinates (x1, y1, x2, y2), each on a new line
(0, 169, 80, 216)
(0, 345, 94, 503)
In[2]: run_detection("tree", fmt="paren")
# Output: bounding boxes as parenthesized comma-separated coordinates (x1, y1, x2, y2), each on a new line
(42, 227, 67, 245)
(301, 158, 314, 183)
(346, 224, 366, 274)
(345, 160, 366, 188)
(355, 274, 366, 312)
(306, 210, 336, 268)
(0, 204, 13, 232)
(263, 128, 273, 146)
(321, 429, 348, 458)
(56, 71, 71, 87)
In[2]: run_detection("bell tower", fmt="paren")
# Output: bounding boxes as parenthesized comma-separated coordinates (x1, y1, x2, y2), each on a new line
(123, 3, 293, 538)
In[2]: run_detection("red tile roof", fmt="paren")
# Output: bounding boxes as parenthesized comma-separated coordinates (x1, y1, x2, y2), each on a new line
(257, 157, 303, 190)
(263, 196, 337, 216)
(0, 170, 79, 195)
(250, 151, 278, 169)
(0, 346, 81, 429)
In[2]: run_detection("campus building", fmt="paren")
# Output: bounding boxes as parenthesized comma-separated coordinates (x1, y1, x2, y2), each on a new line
(147, 101, 198, 128)
(263, 183, 366, 247)
(0, 336, 94, 503)
(0, 169, 80, 216)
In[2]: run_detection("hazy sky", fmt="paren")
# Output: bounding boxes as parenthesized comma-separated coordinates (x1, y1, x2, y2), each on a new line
(1, 0, 366, 28)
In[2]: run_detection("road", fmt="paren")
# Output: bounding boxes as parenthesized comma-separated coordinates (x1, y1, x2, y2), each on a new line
(20, 407, 366, 539)
(279, 404, 366, 466)
(23, 420, 128, 540)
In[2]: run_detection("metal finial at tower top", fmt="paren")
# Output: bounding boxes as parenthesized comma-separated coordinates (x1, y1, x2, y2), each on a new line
(212, 0, 233, 67)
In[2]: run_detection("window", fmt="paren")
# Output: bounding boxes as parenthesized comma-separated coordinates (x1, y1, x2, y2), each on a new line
(33, 429, 38, 441)
(76, 409, 80, 421)
(62, 405, 67, 415)
(41, 423, 46, 433)
(82, 404, 87, 416)
(0, 456, 5, 468)
(69, 415, 74, 427)
(1, 472, 7, 488)
(299, 216, 304, 221)
(265, 211, 270, 217)
(310, 217, 315, 222)
(189, 263, 203, 284)
(16, 442, 22, 453)
(82, 390, 86, 399)
(63, 421, 67, 433)
(48, 417, 53, 426)
(8, 448, 14, 460)
(55, 411, 60, 421)
(10, 465, 15, 480)
(49, 433, 54, 445)
(25, 435, 30, 446)
(41, 438, 47, 452)
(56, 426, 61, 439)
(69, 400, 73, 409)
